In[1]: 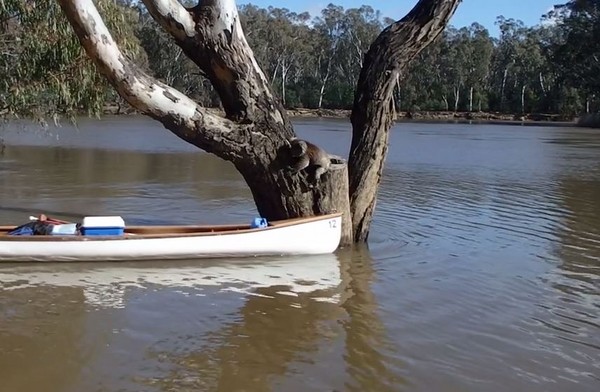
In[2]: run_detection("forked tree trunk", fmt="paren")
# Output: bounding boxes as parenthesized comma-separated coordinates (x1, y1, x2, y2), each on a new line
(348, 0, 460, 241)
(59, 0, 460, 246)
(58, 0, 352, 243)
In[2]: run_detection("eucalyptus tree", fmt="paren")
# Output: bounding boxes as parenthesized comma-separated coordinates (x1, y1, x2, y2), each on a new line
(312, 4, 345, 109)
(137, 7, 215, 105)
(263, 8, 307, 106)
(55, 0, 460, 244)
(435, 27, 468, 111)
(401, 39, 445, 111)
(237, 4, 271, 69)
(336, 6, 385, 106)
(489, 17, 524, 112)
(512, 27, 548, 113)
(463, 23, 493, 112)
(0, 0, 143, 119)
(238, 6, 312, 107)
(548, 0, 600, 113)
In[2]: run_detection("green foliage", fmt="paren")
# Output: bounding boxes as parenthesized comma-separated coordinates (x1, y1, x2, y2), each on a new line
(547, 0, 600, 99)
(1, 1, 598, 120)
(0, 0, 144, 120)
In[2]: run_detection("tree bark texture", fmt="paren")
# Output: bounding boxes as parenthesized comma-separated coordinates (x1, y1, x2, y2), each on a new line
(58, 0, 352, 244)
(58, 0, 460, 247)
(348, 0, 461, 242)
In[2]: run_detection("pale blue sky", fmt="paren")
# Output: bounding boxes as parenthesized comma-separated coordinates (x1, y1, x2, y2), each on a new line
(238, 0, 558, 35)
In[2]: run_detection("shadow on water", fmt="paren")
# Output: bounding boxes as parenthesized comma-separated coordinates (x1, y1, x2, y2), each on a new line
(0, 248, 402, 392)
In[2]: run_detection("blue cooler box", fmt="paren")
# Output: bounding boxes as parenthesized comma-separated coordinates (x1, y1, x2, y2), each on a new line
(81, 216, 125, 236)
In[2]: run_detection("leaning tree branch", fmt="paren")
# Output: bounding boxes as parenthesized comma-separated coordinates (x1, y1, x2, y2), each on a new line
(59, 0, 352, 243)
(348, 0, 461, 241)
(57, 0, 249, 162)
(141, 0, 195, 41)
(143, 0, 293, 131)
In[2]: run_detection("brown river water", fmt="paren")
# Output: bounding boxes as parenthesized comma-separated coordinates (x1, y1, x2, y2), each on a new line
(0, 116, 599, 391)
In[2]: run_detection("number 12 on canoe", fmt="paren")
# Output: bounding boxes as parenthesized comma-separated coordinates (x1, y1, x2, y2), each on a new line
(328, 220, 337, 228)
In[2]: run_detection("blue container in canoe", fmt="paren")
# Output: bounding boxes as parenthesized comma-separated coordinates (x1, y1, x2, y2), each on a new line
(80, 216, 125, 236)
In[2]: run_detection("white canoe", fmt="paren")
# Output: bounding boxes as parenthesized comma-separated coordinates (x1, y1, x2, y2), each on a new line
(0, 213, 342, 262)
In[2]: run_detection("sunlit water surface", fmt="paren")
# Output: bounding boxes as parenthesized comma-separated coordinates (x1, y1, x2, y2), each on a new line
(1, 116, 599, 391)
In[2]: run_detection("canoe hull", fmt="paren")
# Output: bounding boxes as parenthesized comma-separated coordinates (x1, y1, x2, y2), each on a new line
(0, 214, 342, 262)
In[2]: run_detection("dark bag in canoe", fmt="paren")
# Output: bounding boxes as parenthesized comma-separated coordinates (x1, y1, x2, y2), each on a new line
(8, 221, 54, 236)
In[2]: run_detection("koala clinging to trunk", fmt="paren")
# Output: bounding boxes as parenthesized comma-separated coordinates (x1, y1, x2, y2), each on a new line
(288, 137, 331, 184)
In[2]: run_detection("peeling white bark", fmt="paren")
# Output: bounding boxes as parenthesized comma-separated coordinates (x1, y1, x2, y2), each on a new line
(142, 0, 196, 39)
(214, 0, 238, 34)
(58, 0, 347, 244)
(61, 0, 196, 117)
(145, 0, 277, 119)
(58, 0, 242, 157)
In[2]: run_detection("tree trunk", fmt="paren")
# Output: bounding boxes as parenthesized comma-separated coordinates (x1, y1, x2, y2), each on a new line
(453, 85, 460, 112)
(318, 61, 332, 109)
(58, 0, 352, 244)
(348, 0, 460, 242)
(395, 78, 402, 112)
(442, 95, 449, 111)
(586, 97, 590, 113)
(281, 58, 288, 106)
(501, 67, 509, 111)
(469, 86, 474, 112)
(539, 72, 546, 94)
(59, 0, 460, 246)
(318, 81, 326, 109)
(521, 84, 526, 114)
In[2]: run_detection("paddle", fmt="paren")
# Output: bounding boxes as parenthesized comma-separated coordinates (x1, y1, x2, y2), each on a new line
(29, 215, 72, 225)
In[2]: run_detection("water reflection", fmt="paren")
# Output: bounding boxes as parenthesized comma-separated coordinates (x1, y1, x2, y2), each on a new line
(0, 250, 404, 391)
(0, 287, 87, 392)
(0, 255, 344, 391)
(0, 145, 253, 225)
(1, 119, 600, 391)
(338, 246, 407, 391)
(0, 256, 342, 309)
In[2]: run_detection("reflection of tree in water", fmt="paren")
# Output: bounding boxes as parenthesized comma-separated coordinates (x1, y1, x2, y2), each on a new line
(0, 145, 254, 224)
(148, 284, 343, 391)
(338, 246, 407, 392)
(145, 248, 405, 391)
(1, 146, 247, 200)
(0, 286, 87, 392)
(554, 177, 600, 295)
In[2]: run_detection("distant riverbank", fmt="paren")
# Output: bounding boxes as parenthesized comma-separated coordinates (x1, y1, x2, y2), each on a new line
(285, 108, 578, 127)
(102, 104, 588, 127)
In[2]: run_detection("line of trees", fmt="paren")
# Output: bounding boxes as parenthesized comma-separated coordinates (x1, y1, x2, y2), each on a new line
(2, 0, 596, 243)
(1, 1, 598, 120)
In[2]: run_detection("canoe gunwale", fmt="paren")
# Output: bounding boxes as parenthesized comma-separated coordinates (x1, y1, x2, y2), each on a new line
(0, 213, 342, 242)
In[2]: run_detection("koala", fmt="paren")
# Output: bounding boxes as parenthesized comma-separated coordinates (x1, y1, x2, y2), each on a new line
(288, 137, 331, 183)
